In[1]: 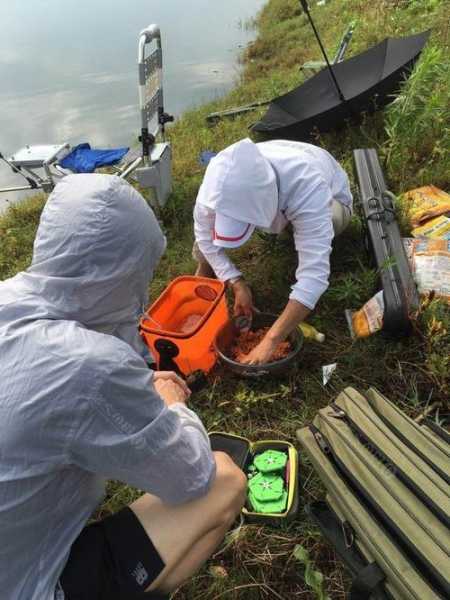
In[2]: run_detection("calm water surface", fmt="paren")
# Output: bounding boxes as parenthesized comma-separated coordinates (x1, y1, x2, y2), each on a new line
(0, 0, 265, 208)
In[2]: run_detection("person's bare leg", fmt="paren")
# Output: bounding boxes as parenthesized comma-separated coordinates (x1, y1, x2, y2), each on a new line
(129, 452, 246, 594)
(151, 517, 231, 592)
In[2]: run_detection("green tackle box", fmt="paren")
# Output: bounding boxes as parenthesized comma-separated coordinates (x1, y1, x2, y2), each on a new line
(209, 432, 299, 523)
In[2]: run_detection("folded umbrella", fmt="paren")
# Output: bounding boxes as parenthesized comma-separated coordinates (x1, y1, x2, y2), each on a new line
(252, 29, 430, 139)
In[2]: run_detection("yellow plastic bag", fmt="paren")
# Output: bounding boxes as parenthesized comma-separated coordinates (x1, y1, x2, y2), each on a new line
(412, 215, 450, 240)
(298, 322, 325, 342)
(401, 185, 450, 228)
(346, 291, 384, 338)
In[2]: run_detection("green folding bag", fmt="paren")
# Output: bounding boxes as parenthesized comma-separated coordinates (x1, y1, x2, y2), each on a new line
(297, 387, 450, 600)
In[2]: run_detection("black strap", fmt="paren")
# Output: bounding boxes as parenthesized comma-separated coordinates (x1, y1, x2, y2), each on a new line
(350, 562, 386, 600)
(307, 502, 390, 600)
(306, 502, 365, 575)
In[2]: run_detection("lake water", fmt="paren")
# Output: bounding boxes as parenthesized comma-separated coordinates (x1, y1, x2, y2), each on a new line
(0, 0, 265, 210)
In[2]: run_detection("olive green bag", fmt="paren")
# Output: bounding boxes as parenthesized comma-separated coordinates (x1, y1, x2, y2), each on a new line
(297, 387, 450, 600)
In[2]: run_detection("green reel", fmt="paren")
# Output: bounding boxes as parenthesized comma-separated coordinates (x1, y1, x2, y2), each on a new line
(246, 449, 289, 514)
(248, 473, 284, 502)
(248, 490, 288, 514)
(253, 449, 287, 473)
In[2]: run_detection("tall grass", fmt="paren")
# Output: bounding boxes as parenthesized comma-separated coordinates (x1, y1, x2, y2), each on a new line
(384, 45, 450, 190)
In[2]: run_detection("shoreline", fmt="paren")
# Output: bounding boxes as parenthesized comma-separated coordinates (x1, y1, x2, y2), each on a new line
(0, 0, 265, 213)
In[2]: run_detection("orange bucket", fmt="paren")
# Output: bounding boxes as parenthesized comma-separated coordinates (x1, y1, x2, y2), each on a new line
(140, 276, 229, 376)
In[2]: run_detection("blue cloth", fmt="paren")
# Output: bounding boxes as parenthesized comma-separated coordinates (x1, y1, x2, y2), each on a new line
(59, 143, 129, 173)
(198, 150, 217, 166)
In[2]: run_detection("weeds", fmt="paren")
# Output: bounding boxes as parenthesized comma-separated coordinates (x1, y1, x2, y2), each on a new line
(325, 266, 377, 305)
(293, 545, 331, 600)
(384, 45, 450, 190)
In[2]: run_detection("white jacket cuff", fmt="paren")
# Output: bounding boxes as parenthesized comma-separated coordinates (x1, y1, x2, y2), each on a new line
(289, 280, 327, 310)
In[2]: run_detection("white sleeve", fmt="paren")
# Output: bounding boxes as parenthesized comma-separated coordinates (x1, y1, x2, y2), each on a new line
(70, 347, 216, 505)
(289, 175, 334, 310)
(193, 202, 242, 282)
(168, 403, 211, 445)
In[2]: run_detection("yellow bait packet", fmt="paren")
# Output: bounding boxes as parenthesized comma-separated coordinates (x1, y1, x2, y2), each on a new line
(401, 185, 450, 228)
(412, 215, 450, 240)
(346, 291, 385, 338)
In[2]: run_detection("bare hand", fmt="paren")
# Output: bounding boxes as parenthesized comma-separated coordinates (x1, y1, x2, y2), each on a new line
(240, 336, 278, 365)
(232, 279, 253, 318)
(154, 371, 191, 395)
(154, 371, 191, 406)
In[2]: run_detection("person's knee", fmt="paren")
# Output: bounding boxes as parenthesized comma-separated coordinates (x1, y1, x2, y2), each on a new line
(331, 200, 351, 236)
(213, 452, 247, 519)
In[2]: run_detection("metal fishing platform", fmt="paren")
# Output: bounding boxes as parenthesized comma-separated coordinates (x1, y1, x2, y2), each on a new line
(0, 24, 173, 207)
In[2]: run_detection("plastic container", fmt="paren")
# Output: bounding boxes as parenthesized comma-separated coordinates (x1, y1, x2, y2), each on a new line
(209, 432, 299, 524)
(140, 276, 229, 376)
(353, 148, 419, 336)
(214, 313, 303, 379)
(298, 322, 325, 342)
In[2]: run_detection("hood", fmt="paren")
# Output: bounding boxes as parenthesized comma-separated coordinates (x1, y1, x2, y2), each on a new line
(197, 138, 278, 228)
(0, 174, 166, 356)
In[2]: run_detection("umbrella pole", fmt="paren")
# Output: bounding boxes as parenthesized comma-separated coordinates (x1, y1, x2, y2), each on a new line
(299, 0, 346, 102)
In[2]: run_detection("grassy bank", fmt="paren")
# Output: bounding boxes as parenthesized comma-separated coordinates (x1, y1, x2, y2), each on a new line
(1, 0, 449, 598)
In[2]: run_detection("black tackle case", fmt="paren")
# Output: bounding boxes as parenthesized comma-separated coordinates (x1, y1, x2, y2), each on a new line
(353, 148, 419, 335)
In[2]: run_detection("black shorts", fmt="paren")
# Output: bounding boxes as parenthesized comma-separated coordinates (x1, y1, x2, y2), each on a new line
(60, 507, 167, 600)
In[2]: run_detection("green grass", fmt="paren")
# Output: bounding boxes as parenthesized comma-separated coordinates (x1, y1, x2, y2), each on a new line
(1, 0, 449, 598)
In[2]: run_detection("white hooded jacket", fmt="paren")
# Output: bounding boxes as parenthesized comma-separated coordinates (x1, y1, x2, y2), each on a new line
(194, 138, 352, 309)
(0, 175, 215, 600)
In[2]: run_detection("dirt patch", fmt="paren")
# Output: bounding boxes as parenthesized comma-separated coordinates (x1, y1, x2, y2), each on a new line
(230, 327, 292, 363)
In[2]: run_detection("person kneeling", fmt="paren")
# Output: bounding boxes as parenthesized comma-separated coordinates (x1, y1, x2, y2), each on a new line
(0, 174, 246, 600)
(193, 138, 353, 364)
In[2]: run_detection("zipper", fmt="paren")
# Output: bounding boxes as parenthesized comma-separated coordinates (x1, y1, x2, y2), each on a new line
(309, 426, 441, 600)
(310, 423, 450, 599)
(329, 403, 450, 530)
(366, 394, 450, 486)
(342, 520, 354, 549)
(423, 418, 450, 447)
(310, 424, 330, 454)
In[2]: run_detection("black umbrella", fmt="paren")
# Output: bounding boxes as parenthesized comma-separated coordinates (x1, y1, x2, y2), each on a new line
(252, 1, 429, 139)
